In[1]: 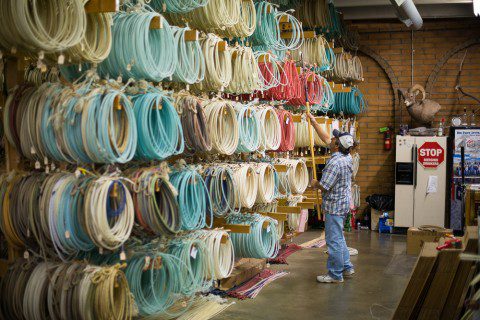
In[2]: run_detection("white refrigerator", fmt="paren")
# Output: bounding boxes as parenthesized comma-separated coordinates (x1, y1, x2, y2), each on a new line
(395, 135, 447, 227)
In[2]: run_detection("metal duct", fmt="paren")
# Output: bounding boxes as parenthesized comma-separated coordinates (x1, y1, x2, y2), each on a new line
(390, 0, 423, 29)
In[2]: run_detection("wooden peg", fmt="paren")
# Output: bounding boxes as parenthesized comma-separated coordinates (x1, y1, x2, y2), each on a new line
(258, 54, 270, 63)
(185, 30, 199, 41)
(218, 41, 228, 52)
(114, 96, 122, 110)
(85, 0, 119, 13)
(221, 234, 229, 244)
(150, 16, 163, 29)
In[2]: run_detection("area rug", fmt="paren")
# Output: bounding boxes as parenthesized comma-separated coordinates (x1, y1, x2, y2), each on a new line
(300, 233, 326, 249)
(267, 243, 303, 264)
(226, 269, 289, 300)
(176, 296, 235, 320)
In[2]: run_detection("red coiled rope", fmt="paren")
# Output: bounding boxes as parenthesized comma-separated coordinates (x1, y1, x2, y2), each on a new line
(263, 60, 301, 101)
(288, 70, 324, 106)
(275, 108, 295, 152)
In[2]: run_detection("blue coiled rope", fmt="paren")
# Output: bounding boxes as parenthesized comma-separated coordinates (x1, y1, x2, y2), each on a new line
(170, 166, 212, 231)
(235, 104, 261, 153)
(99, 8, 177, 82)
(203, 166, 238, 217)
(83, 90, 137, 163)
(131, 86, 184, 160)
(50, 174, 96, 260)
(332, 87, 368, 115)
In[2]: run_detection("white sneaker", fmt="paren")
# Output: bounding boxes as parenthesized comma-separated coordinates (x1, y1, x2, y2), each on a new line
(343, 269, 355, 278)
(316, 274, 344, 283)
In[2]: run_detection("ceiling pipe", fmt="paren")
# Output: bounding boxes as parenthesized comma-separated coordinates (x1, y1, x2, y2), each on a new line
(390, 0, 424, 29)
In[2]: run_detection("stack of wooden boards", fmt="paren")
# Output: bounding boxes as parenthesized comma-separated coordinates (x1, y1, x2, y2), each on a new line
(394, 226, 478, 320)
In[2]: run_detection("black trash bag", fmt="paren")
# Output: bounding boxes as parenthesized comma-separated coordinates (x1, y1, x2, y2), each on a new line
(365, 194, 394, 211)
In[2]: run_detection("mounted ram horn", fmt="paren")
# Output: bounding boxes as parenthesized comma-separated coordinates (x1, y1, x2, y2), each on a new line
(398, 84, 441, 125)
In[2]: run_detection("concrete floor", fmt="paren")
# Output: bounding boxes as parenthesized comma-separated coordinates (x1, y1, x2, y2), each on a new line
(214, 230, 417, 320)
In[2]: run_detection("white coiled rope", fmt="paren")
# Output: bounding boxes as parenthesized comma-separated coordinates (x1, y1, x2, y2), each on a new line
(218, 0, 256, 38)
(196, 230, 235, 280)
(193, 34, 232, 92)
(228, 164, 258, 209)
(291, 35, 333, 70)
(0, 0, 86, 54)
(275, 159, 309, 195)
(84, 177, 134, 251)
(203, 99, 239, 155)
(63, 13, 113, 64)
(294, 115, 329, 148)
(226, 46, 260, 94)
(171, 0, 240, 31)
(253, 163, 276, 204)
(255, 106, 282, 151)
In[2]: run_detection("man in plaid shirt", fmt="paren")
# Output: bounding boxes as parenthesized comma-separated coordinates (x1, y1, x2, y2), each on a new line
(308, 114, 355, 283)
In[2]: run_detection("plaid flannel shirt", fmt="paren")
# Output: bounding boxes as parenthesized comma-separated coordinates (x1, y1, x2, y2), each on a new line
(319, 152, 353, 216)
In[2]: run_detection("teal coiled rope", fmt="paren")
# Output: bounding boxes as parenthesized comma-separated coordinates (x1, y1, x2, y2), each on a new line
(235, 103, 261, 153)
(226, 213, 279, 258)
(170, 166, 212, 231)
(131, 86, 184, 160)
(332, 87, 367, 115)
(168, 236, 213, 295)
(99, 8, 177, 82)
(125, 251, 195, 318)
(171, 27, 205, 84)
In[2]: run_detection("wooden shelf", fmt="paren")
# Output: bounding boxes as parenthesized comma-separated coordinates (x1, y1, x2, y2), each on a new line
(281, 31, 316, 39)
(298, 202, 315, 209)
(212, 218, 251, 233)
(333, 47, 344, 54)
(306, 156, 330, 166)
(274, 164, 288, 173)
(276, 206, 301, 214)
(85, 0, 119, 13)
(0, 259, 8, 277)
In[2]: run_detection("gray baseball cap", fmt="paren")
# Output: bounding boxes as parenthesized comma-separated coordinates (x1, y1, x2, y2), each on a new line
(333, 129, 354, 149)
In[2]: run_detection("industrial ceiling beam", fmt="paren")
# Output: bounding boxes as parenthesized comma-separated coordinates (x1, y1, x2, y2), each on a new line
(338, 3, 475, 20)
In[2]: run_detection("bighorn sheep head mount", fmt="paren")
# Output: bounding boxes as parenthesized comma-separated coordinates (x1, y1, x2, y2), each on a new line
(399, 84, 441, 125)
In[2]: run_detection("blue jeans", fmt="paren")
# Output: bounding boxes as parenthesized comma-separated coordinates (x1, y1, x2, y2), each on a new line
(325, 213, 354, 280)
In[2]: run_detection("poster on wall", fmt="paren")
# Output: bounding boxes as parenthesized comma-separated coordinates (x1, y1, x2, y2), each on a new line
(450, 128, 480, 232)
(453, 129, 480, 183)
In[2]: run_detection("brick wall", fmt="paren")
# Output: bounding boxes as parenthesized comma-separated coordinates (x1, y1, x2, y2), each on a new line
(352, 19, 480, 214)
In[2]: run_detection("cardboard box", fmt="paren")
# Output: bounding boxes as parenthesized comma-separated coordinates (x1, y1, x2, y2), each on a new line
(219, 258, 266, 290)
(371, 209, 394, 231)
(407, 227, 452, 255)
(393, 242, 438, 320)
(440, 226, 478, 320)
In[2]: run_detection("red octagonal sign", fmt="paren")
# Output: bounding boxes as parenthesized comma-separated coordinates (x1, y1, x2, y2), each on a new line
(418, 142, 445, 168)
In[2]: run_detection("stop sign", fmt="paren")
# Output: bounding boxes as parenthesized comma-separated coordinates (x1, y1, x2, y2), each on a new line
(417, 142, 445, 168)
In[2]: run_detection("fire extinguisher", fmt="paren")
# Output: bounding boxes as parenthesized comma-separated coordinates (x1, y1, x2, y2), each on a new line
(379, 127, 392, 151)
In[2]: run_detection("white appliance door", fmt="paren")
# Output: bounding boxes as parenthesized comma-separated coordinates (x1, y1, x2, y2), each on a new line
(395, 136, 415, 227)
(413, 136, 447, 227)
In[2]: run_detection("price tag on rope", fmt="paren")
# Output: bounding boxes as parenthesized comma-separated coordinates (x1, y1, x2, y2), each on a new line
(190, 246, 198, 259)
